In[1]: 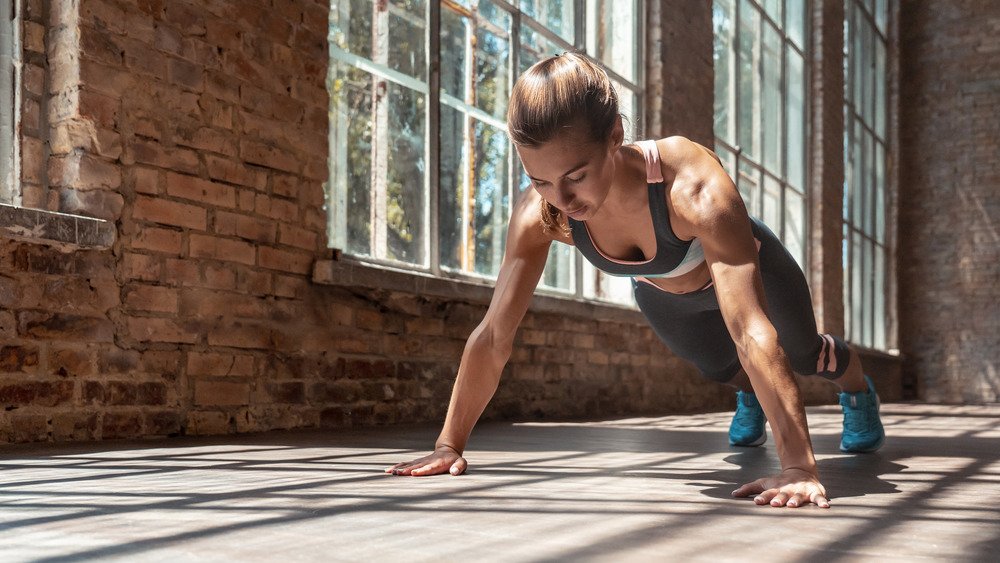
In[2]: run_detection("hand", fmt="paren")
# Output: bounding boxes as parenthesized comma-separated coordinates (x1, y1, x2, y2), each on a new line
(384, 445, 467, 477)
(731, 467, 830, 508)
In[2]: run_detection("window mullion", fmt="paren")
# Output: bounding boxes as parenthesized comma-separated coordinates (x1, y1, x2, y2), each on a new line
(429, 0, 441, 274)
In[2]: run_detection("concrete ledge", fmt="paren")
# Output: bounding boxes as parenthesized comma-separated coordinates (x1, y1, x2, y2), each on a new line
(312, 257, 648, 325)
(0, 203, 116, 250)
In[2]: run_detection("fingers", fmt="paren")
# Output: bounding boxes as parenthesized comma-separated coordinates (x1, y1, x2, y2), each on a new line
(732, 479, 766, 498)
(810, 492, 831, 508)
(411, 459, 449, 476)
(786, 493, 807, 508)
(449, 457, 467, 476)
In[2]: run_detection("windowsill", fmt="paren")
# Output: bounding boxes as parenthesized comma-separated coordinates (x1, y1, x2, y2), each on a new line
(0, 203, 116, 250)
(312, 256, 647, 324)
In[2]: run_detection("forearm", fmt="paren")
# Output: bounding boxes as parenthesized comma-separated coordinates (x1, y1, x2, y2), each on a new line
(435, 327, 511, 454)
(741, 335, 818, 474)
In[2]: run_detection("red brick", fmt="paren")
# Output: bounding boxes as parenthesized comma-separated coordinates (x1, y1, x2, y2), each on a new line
(134, 195, 208, 230)
(195, 380, 250, 406)
(166, 172, 237, 208)
(258, 246, 312, 275)
(187, 352, 255, 377)
(189, 234, 256, 266)
(127, 317, 199, 344)
(132, 227, 183, 254)
(124, 284, 179, 314)
(0, 345, 40, 373)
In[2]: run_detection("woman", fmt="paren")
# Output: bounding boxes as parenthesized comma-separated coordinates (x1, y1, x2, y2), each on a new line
(385, 52, 884, 509)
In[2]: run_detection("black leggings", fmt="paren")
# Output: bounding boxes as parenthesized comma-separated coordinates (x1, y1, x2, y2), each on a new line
(632, 217, 850, 384)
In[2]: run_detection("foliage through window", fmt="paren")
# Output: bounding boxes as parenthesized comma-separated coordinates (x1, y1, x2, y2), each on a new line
(329, 0, 642, 304)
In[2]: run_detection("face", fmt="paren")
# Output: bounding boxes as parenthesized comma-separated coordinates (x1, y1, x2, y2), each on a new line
(516, 118, 624, 221)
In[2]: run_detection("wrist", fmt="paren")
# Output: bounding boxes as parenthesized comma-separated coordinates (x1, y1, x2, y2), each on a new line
(435, 442, 463, 455)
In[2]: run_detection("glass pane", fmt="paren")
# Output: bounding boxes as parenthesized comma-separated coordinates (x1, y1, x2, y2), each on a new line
(786, 0, 806, 49)
(582, 260, 633, 304)
(875, 37, 886, 139)
(876, 0, 888, 34)
(874, 243, 886, 350)
(586, 0, 638, 82)
(716, 144, 737, 179)
(542, 242, 574, 291)
(439, 105, 466, 270)
(784, 189, 805, 269)
(738, 159, 761, 217)
(440, 8, 468, 102)
(843, 8, 852, 107)
(762, 24, 783, 175)
(329, 59, 373, 255)
(787, 49, 805, 190)
(862, 130, 874, 236)
(852, 9, 864, 115)
(864, 20, 875, 126)
(852, 119, 864, 227)
(713, 0, 735, 144)
(737, 0, 759, 161)
(474, 4, 511, 120)
(386, 0, 427, 81)
(330, 0, 373, 59)
(763, 0, 782, 25)
(520, 25, 565, 74)
(875, 140, 885, 244)
(763, 174, 781, 232)
(852, 230, 863, 344)
(384, 82, 426, 265)
(863, 237, 873, 348)
(842, 223, 851, 338)
(520, 0, 574, 44)
(472, 120, 510, 276)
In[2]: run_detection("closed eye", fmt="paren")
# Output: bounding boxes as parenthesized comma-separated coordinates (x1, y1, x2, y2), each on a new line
(567, 174, 585, 183)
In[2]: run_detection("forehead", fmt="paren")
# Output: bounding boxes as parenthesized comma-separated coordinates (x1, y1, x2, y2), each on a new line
(516, 134, 600, 174)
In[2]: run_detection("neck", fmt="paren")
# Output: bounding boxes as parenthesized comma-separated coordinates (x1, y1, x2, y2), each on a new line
(590, 145, 646, 222)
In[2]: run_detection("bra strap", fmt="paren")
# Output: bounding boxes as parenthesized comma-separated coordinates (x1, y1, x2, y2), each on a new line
(635, 140, 664, 184)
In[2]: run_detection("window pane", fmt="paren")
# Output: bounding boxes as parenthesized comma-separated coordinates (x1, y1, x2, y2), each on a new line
(386, 0, 427, 82)
(520, 0, 574, 44)
(852, 230, 863, 344)
(474, 5, 511, 120)
(852, 119, 864, 227)
(716, 144, 737, 179)
(439, 105, 466, 271)
(440, 8, 468, 102)
(763, 174, 781, 232)
(543, 242, 574, 291)
(583, 261, 633, 304)
(713, 0, 735, 144)
(763, 0, 782, 24)
(520, 25, 565, 73)
(787, 48, 805, 190)
(875, 140, 885, 244)
(329, 59, 373, 255)
(875, 38, 886, 139)
(384, 83, 426, 265)
(586, 0, 638, 82)
(612, 79, 638, 141)
(875, 0, 888, 34)
(738, 159, 761, 216)
(784, 189, 805, 269)
(786, 0, 806, 49)
(874, 243, 886, 349)
(737, 0, 759, 161)
(471, 120, 510, 276)
(862, 130, 874, 236)
(863, 237, 873, 348)
(330, 0, 373, 59)
(762, 24, 783, 174)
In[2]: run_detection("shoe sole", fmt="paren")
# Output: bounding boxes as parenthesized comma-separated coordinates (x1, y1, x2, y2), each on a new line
(730, 433, 767, 447)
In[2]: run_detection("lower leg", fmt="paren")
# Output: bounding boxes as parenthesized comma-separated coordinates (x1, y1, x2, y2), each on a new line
(831, 345, 867, 393)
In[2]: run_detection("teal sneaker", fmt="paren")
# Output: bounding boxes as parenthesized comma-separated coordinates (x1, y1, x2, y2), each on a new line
(839, 375, 885, 453)
(729, 390, 767, 447)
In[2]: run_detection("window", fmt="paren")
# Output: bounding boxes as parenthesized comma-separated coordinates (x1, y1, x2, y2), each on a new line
(328, 0, 642, 304)
(843, 0, 890, 350)
(0, 0, 19, 204)
(712, 0, 809, 268)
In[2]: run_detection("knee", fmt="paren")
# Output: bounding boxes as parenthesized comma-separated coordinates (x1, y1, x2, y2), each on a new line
(787, 334, 850, 380)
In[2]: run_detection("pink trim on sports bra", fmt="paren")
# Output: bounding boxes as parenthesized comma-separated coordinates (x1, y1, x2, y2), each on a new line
(635, 140, 665, 183)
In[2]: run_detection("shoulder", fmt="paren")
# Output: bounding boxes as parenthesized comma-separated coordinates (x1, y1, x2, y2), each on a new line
(510, 188, 572, 248)
(651, 136, 745, 232)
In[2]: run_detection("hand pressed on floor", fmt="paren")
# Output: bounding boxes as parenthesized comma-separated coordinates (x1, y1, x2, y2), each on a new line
(385, 445, 467, 477)
(731, 467, 831, 508)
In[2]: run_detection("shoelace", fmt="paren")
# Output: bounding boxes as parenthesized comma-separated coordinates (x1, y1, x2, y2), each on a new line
(844, 394, 870, 433)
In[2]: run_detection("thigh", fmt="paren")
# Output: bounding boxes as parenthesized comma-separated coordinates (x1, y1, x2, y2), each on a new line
(633, 279, 741, 382)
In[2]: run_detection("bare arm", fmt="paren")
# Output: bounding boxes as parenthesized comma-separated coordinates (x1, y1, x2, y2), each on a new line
(662, 136, 828, 508)
(387, 190, 555, 476)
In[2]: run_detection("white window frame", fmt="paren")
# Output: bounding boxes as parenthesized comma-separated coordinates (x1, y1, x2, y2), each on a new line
(1, 0, 21, 205)
(328, 0, 645, 305)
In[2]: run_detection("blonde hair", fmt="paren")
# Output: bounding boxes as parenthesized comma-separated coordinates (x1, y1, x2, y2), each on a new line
(507, 52, 621, 236)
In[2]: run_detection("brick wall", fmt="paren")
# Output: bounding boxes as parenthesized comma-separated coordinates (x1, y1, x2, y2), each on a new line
(1, 0, 906, 444)
(897, 1, 1000, 403)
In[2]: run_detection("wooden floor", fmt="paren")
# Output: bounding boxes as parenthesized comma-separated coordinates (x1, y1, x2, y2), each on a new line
(1, 403, 998, 562)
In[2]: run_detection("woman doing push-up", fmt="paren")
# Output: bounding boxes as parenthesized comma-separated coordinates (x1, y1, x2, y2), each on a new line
(386, 52, 885, 509)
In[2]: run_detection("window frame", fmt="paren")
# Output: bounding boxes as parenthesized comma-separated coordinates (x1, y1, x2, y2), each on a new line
(0, 0, 21, 205)
(843, 0, 893, 352)
(712, 0, 812, 271)
(327, 0, 646, 306)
